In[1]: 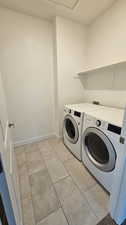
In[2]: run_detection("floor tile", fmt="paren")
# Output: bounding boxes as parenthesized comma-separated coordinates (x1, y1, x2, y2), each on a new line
(25, 142, 39, 153)
(32, 186, 60, 223)
(16, 151, 26, 168)
(26, 149, 41, 161)
(15, 139, 111, 225)
(21, 196, 35, 225)
(46, 158, 68, 183)
(54, 142, 73, 163)
(64, 159, 97, 191)
(18, 163, 28, 177)
(61, 189, 88, 216)
(40, 143, 57, 161)
(19, 173, 31, 199)
(38, 139, 52, 151)
(84, 183, 109, 220)
(29, 169, 52, 196)
(15, 146, 25, 155)
(16, 150, 28, 177)
(27, 159, 45, 175)
(26, 149, 45, 175)
(61, 188, 98, 225)
(41, 148, 57, 161)
(38, 208, 68, 225)
(67, 204, 99, 225)
(46, 137, 61, 148)
(54, 176, 79, 202)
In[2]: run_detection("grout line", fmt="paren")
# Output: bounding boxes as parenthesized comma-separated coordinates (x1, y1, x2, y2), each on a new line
(53, 174, 71, 185)
(60, 204, 71, 225)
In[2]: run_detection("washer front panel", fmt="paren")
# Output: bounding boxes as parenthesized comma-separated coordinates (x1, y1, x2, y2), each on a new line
(63, 115, 79, 144)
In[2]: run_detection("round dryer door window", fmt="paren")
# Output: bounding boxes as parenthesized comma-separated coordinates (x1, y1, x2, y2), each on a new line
(83, 128, 116, 172)
(64, 115, 79, 144)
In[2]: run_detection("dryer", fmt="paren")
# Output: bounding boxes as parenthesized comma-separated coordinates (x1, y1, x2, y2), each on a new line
(82, 107, 124, 193)
(63, 103, 103, 160)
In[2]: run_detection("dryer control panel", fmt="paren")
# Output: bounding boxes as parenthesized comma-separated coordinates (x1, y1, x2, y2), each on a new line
(95, 119, 122, 135)
(85, 115, 121, 134)
(96, 120, 101, 127)
(108, 124, 121, 135)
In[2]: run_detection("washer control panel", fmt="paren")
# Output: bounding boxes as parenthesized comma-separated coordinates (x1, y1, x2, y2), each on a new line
(64, 108, 71, 114)
(74, 111, 81, 117)
(64, 108, 81, 118)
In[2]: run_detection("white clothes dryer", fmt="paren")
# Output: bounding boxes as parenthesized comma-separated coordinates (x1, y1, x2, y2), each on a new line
(82, 107, 124, 193)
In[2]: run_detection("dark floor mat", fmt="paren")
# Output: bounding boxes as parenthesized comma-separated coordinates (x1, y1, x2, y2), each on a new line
(97, 215, 117, 225)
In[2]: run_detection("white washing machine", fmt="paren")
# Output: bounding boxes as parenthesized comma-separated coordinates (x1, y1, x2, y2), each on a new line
(82, 107, 124, 193)
(63, 103, 104, 160)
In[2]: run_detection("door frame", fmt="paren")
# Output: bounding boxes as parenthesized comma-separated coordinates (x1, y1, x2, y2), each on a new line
(0, 72, 23, 225)
(0, 165, 16, 225)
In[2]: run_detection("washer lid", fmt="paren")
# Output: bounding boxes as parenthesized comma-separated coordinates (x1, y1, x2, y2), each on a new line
(65, 103, 102, 113)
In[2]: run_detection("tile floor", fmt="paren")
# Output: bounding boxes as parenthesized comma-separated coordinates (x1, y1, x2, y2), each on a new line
(15, 138, 109, 225)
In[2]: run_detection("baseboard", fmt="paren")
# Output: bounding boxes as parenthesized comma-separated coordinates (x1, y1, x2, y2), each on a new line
(14, 133, 56, 147)
(55, 133, 63, 139)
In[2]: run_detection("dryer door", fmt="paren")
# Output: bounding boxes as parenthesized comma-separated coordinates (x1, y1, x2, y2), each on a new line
(64, 115, 79, 144)
(83, 128, 116, 172)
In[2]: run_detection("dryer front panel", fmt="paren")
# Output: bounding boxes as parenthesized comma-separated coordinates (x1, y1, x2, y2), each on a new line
(83, 127, 116, 172)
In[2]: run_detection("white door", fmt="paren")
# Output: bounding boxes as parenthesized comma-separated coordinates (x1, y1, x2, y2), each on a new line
(0, 72, 22, 225)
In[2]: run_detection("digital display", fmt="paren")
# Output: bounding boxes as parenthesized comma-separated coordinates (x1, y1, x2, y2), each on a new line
(108, 124, 121, 135)
(74, 111, 81, 117)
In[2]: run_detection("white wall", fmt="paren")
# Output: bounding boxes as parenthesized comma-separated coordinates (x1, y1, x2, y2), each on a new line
(55, 17, 87, 136)
(87, 0, 126, 68)
(0, 9, 87, 143)
(1, 1, 126, 142)
(85, 0, 126, 108)
(0, 8, 55, 145)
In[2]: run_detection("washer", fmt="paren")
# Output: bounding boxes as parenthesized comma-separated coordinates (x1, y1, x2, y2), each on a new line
(63, 103, 103, 160)
(82, 107, 124, 193)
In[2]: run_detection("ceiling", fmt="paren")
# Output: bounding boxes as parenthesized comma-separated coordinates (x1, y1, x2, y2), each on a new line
(0, 0, 117, 24)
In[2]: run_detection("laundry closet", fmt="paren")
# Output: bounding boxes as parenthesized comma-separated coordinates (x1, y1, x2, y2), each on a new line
(0, 0, 126, 225)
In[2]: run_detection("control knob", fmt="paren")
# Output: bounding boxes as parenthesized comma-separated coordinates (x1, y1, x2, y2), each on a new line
(96, 120, 101, 127)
